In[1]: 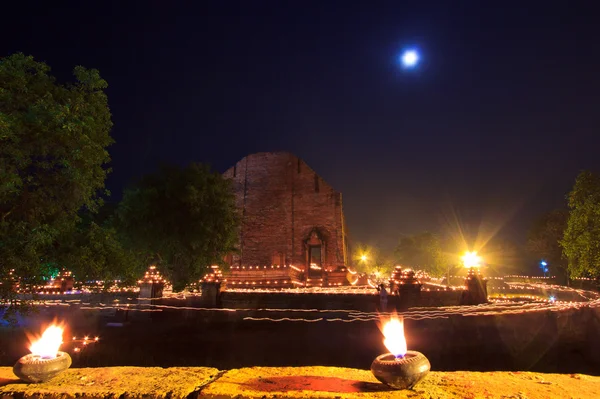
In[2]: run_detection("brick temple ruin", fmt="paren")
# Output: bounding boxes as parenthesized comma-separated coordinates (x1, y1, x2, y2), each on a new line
(222, 152, 351, 288)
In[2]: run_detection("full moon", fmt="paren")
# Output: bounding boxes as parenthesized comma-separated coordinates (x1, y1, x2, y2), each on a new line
(400, 49, 420, 68)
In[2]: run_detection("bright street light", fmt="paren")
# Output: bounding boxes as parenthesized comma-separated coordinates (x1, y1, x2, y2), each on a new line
(462, 251, 481, 268)
(540, 260, 549, 276)
(360, 254, 368, 262)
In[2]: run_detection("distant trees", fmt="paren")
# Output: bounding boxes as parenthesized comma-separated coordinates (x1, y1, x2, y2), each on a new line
(0, 54, 115, 304)
(115, 163, 240, 291)
(526, 209, 569, 282)
(485, 238, 528, 276)
(561, 171, 600, 279)
(0, 53, 243, 299)
(394, 232, 449, 277)
(352, 243, 394, 279)
(52, 214, 143, 286)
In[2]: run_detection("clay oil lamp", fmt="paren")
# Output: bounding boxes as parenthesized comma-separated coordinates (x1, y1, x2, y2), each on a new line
(13, 324, 72, 383)
(371, 315, 430, 390)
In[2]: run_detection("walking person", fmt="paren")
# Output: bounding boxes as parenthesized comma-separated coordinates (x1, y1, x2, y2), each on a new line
(378, 283, 388, 312)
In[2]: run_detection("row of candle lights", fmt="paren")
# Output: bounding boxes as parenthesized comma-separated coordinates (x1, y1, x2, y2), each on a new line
(137, 265, 166, 285)
(18, 282, 590, 300)
(201, 265, 224, 283)
(5, 263, 597, 296)
(13, 282, 599, 386)
(229, 264, 351, 271)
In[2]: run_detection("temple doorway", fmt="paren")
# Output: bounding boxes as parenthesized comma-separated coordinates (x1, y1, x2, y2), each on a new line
(308, 245, 322, 279)
(304, 229, 325, 283)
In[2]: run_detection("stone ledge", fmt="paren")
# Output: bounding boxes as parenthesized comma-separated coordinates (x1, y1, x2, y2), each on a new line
(0, 366, 219, 399)
(1, 366, 599, 399)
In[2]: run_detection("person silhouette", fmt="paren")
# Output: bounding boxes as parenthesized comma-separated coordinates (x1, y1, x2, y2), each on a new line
(378, 283, 388, 312)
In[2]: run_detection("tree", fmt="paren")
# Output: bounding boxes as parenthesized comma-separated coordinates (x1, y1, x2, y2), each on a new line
(53, 215, 145, 286)
(116, 163, 240, 291)
(561, 171, 600, 279)
(352, 243, 394, 278)
(394, 232, 449, 277)
(527, 209, 568, 281)
(1, 54, 113, 309)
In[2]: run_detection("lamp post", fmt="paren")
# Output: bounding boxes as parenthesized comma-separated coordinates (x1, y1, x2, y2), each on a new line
(540, 260, 548, 278)
(460, 251, 488, 305)
(360, 254, 370, 279)
(462, 251, 481, 269)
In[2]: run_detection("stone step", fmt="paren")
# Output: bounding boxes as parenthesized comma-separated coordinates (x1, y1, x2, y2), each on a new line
(1, 366, 599, 399)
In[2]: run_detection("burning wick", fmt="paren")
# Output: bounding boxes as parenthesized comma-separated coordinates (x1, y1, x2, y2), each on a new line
(30, 325, 64, 359)
(14, 323, 72, 383)
(382, 316, 407, 360)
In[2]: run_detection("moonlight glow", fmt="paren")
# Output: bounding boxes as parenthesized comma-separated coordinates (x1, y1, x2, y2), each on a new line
(400, 49, 420, 68)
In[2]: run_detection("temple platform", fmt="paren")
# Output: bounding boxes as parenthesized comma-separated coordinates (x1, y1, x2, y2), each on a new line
(1, 366, 598, 398)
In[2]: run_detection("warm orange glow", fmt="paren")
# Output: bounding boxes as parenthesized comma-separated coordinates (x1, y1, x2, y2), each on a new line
(382, 316, 407, 358)
(29, 325, 64, 359)
(462, 251, 481, 268)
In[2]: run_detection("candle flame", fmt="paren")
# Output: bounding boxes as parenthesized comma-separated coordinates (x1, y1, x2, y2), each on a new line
(29, 325, 64, 359)
(382, 315, 407, 358)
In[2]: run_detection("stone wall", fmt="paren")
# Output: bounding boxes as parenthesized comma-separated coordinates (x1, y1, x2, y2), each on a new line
(223, 152, 347, 271)
(1, 366, 599, 398)
(219, 290, 463, 311)
(3, 296, 599, 374)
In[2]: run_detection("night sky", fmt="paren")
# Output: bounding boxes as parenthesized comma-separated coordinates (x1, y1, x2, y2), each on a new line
(4, 1, 600, 254)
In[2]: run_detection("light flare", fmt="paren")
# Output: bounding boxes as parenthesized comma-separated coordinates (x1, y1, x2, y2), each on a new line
(462, 251, 481, 268)
(29, 325, 64, 359)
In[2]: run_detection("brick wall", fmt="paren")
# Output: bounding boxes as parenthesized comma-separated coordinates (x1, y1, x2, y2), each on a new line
(223, 152, 347, 272)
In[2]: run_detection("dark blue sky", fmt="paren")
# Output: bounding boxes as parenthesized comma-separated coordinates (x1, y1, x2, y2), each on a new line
(4, 1, 600, 252)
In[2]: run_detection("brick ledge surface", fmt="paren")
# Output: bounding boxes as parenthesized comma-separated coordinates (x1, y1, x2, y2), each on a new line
(1, 366, 599, 399)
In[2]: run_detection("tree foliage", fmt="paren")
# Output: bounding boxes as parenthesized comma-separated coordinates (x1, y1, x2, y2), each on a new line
(352, 243, 394, 278)
(116, 163, 240, 291)
(394, 232, 448, 277)
(0, 53, 114, 304)
(53, 217, 144, 286)
(561, 171, 600, 279)
(483, 237, 526, 276)
(527, 209, 568, 280)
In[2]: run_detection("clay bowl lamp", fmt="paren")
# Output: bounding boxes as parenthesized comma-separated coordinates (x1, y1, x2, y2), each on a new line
(371, 316, 430, 390)
(13, 324, 72, 383)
